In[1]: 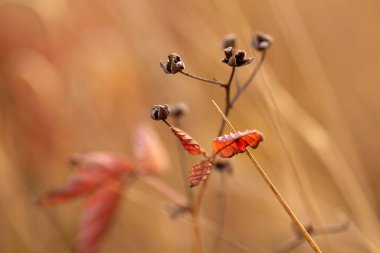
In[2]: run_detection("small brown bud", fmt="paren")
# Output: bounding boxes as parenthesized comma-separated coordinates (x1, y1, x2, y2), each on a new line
(170, 102, 189, 118)
(251, 32, 273, 51)
(222, 34, 236, 49)
(160, 53, 185, 74)
(151, 104, 171, 121)
(214, 159, 233, 174)
(221, 47, 254, 67)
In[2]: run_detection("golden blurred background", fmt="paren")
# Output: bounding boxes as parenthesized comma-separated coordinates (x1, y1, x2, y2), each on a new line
(1, 0, 380, 252)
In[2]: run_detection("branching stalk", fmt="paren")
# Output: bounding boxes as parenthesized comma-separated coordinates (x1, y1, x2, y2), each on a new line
(180, 71, 226, 87)
(230, 51, 266, 107)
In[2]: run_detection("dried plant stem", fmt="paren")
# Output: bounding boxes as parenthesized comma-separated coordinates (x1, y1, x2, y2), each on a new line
(188, 66, 236, 253)
(217, 67, 235, 135)
(173, 118, 194, 202)
(231, 51, 266, 106)
(217, 52, 265, 135)
(191, 180, 208, 253)
(212, 99, 323, 253)
(180, 71, 226, 87)
(192, 215, 202, 253)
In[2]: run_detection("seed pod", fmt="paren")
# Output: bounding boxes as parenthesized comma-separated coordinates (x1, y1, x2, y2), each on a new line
(170, 102, 189, 118)
(221, 47, 254, 67)
(160, 53, 185, 74)
(151, 104, 171, 121)
(251, 32, 273, 51)
(222, 34, 236, 49)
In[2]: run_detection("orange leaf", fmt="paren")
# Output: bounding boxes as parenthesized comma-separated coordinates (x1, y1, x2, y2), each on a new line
(212, 130, 264, 158)
(170, 127, 205, 155)
(38, 152, 133, 206)
(133, 124, 170, 175)
(188, 160, 212, 187)
(76, 180, 123, 253)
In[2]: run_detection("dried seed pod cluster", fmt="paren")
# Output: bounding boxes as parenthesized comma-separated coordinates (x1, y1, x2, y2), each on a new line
(222, 33, 236, 49)
(251, 32, 273, 51)
(221, 47, 254, 67)
(160, 53, 185, 74)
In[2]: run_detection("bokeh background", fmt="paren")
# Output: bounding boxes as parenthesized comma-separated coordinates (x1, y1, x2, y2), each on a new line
(1, 0, 380, 252)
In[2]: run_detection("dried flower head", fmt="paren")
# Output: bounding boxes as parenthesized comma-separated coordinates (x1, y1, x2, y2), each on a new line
(251, 32, 273, 51)
(170, 102, 189, 118)
(221, 47, 254, 67)
(151, 104, 171, 121)
(222, 34, 236, 49)
(160, 53, 185, 74)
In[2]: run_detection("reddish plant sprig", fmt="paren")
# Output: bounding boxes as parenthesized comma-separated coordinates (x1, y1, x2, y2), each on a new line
(155, 33, 273, 253)
(38, 152, 134, 253)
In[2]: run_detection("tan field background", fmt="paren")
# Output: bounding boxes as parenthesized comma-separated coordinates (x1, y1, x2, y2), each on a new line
(1, 0, 380, 252)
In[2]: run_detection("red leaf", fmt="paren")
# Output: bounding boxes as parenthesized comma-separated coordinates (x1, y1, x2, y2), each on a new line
(188, 160, 212, 187)
(76, 181, 123, 253)
(38, 152, 134, 206)
(133, 124, 170, 175)
(170, 127, 205, 155)
(212, 130, 264, 158)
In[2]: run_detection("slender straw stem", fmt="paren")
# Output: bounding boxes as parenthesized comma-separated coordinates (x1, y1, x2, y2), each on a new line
(211, 100, 322, 253)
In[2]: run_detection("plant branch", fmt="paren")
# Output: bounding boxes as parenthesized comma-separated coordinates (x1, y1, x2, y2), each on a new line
(189, 67, 235, 253)
(180, 71, 226, 87)
(212, 99, 323, 253)
(231, 51, 266, 107)
(173, 118, 194, 202)
(191, 180, 208, 253)
(217, 67, 236, 136)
